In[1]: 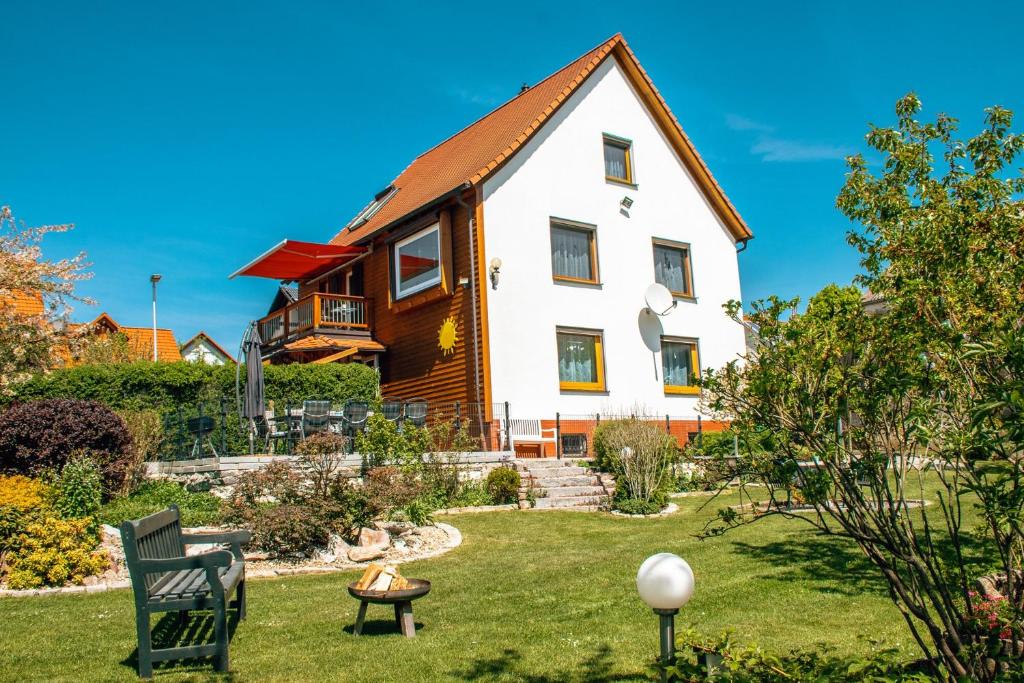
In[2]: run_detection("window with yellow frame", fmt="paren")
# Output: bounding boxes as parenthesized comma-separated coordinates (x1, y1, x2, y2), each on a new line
(556, 328, 606, 392)
(603, 134, 633, 184)
(661, 338, 699, 395)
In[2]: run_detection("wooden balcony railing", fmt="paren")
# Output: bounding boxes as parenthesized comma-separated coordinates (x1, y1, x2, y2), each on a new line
(258, 293, 372, 346)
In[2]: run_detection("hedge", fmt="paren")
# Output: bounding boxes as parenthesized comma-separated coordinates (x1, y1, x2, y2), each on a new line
(5, 361, 380, 412)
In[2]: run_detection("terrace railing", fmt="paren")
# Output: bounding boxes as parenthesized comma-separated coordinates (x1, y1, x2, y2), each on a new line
(258, 293, 372, 346)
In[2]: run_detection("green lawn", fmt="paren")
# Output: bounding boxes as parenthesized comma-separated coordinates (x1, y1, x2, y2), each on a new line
(0, 491, 927, 682)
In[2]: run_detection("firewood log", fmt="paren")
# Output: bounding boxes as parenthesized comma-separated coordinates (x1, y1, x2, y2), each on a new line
(355, 563, 384, 590)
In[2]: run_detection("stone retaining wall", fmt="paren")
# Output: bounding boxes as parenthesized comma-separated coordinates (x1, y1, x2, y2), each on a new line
(146, 452, 516, 490)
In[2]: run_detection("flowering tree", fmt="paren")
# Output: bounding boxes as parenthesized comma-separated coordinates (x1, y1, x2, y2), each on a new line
(0, 206, 91, 393)
(699, 96, 1023, 680)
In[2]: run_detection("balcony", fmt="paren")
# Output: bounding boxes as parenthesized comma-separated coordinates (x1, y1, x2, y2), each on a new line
(258, 293, 373, 350)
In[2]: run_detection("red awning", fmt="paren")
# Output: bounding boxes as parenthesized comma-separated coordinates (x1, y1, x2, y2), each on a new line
(230, 240, 367, 281)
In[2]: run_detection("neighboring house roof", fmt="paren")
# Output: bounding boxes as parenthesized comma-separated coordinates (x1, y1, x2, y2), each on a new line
(332, 33, 752, 247)
(71, 312, 183, 361)
(267, 284, 299, 316)
(180, 331, 237, 364)
(1, 290, 45, 317)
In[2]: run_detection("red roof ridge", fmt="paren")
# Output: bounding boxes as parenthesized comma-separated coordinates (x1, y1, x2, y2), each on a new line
(415, 34, 621, 165)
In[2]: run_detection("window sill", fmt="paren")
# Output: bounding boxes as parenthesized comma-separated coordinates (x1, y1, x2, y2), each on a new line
(553, 276, 602, 288)
(559, 383, 607, 393)
(605, 177, 638, 190)
(664, 386, 700, 396)
(670, 292, 696, 303)
(390, 284, 450, 313)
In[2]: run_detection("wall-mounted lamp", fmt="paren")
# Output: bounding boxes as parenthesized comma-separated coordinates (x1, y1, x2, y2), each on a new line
(489, 258, 502, 290)
(621, 196, 634, 210)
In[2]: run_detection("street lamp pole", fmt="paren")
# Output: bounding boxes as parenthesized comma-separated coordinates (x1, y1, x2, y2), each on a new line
(150, 274, 162, 361)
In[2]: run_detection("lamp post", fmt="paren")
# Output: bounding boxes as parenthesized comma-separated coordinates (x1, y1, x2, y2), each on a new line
(150, 274, 162, 361)
(636, 553, 695, 681)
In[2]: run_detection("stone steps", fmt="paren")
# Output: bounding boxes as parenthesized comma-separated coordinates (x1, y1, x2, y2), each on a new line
(534, 496, 607, 509)
(516, 459, 608, 510)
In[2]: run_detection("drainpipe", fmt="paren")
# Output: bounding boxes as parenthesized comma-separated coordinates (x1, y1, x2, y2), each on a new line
(735, 238, 750, 254)
(453, 187, 484, 431)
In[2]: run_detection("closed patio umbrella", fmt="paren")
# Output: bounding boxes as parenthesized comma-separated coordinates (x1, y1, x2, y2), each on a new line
(236, 322, 265, 454)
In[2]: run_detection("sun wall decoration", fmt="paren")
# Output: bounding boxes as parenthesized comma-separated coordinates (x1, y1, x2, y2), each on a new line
(438, 317, 458, 356)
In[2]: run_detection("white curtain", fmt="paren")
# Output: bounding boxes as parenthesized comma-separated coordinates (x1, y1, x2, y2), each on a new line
(558, 334, 597, 383)
(662, 342, 693, 387)
(654, 245, 687, 294)
(551, 226, 592, 280)
(604, 143, 627, 179)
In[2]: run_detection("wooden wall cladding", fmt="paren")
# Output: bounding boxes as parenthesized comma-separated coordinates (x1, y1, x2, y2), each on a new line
(367, 200, 486, 406)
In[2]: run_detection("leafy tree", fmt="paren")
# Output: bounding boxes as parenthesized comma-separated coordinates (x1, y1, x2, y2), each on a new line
(0, 206, 91, 393)
(700, 95, 1023, 680)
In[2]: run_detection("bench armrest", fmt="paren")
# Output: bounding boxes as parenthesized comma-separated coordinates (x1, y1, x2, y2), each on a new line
(138, 549, 234, 574)
(181, 530, 252, 561)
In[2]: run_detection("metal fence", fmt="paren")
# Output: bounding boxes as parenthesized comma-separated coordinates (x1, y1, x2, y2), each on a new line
(157, 398, 725, 460)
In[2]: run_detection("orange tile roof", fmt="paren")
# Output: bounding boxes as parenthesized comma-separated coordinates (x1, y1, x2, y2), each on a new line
(1, 291, 45, 317)
(332, 33, 751, 246)
(72, 312, 183, 361)
(282, 335, 386, 353)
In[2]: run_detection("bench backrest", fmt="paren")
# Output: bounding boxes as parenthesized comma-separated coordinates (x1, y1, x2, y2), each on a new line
(120, 505, 185, 593)
(509, 419, 543, 438)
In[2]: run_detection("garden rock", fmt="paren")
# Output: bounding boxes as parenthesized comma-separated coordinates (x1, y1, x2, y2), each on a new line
(357, 527, 391, 550)
(348, 546, 385, 563)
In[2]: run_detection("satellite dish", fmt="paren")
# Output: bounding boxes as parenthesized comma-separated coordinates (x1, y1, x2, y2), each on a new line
(644, 283, 677, 317)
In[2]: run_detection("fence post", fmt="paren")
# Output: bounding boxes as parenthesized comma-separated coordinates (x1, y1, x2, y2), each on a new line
(454, 401, 461, 433)
(286, 402, 293, 454)
(219, 396, 227, 458)
(175, 406, 186, 460)
(697, 415, 703, 449)
(555, 412, 562, 460)
(504, 401, 511, 452)
(665, 414, 670, 435)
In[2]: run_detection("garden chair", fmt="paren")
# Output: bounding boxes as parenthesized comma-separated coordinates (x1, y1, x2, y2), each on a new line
(342, 400, 369, 450)
(404, 399, 428, 428)
(262, 410, 289, 454)
(380, 397, 404, 423)
(302, 400, 331, 438)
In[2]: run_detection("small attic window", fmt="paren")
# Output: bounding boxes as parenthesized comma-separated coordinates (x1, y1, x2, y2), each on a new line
(347, 185, 398, 230)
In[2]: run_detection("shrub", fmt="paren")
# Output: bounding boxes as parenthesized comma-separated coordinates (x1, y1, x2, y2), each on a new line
(0, 475, 51, 551)
(356, 413, 430, 471)
(364, 466, 423, 520)
(295, 432, 348, 498)
(0, 399, 133, 493)
(5, 516, 108, 589)
(6, 361, 379, 413)
(53, 454, 103, 521)
(485, 467, 520, 504)
(612, 491, 666, 516)
(448, 481, 495, 508)
(116, 409, 164, 494)
(221, 461, 370, 556)
(98, 480, 222, 528)
(594, 419, 675, 512)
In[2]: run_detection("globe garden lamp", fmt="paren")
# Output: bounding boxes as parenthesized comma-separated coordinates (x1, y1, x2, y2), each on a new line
(636, 553, 695, 679)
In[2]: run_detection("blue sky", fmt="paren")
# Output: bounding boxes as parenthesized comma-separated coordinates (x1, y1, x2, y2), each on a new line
(2, 1, 1020, 353)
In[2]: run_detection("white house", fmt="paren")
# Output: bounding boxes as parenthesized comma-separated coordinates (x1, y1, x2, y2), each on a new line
(235, 33, 751, 453)
(180, 332, 236, 366)
(481, 50, 748, 417)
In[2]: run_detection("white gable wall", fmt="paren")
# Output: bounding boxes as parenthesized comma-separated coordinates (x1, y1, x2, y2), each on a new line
(481, 56, 746, 417)
(182, 338, 231, 365)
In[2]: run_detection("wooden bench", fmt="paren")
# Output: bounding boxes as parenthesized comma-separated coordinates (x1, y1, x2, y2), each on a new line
(120, 505, 251, 678)
(507, 418, 557, 456)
